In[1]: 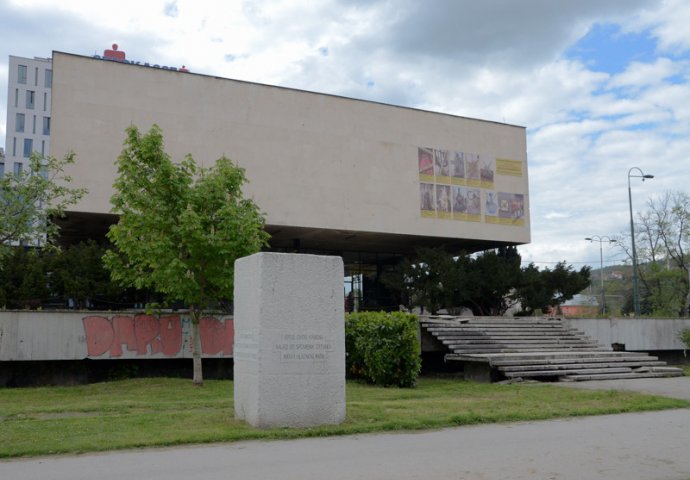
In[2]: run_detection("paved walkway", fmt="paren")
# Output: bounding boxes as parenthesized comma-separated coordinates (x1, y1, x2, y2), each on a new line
(2, 377, 689, 480)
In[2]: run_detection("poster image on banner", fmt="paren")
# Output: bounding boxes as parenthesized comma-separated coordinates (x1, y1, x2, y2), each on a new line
(485, 191, 499, 216)
(465, 153, 480, 187)
(418, 148, 434, 182)
(450, 152, 466, 185)
(436, 185, 452, 219)
(420, 183, 435, 217)
(479, 155, 495, 189)
(498, 192, 525, 225)
(452, 186, 481, 222)
(434, 149, 451, 184)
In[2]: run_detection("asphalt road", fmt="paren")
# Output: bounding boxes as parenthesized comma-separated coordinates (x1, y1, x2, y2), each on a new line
(2, 407, 689, 480)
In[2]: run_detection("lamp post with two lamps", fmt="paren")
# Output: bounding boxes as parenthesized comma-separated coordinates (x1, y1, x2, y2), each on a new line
(585, 236, 616, 315)
(628, 167, 654, 316)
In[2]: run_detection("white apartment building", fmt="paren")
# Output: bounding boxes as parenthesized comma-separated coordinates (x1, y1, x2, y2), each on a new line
(3, 55, 53, 174)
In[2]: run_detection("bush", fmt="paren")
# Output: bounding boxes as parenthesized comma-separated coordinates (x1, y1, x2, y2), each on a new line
(345, 311, 421, 387)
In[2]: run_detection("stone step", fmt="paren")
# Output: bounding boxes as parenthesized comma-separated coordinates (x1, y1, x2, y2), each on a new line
(421, 316, 681, 383)
(499, 361, 666, 373)
(422, 319, 572, 325)
(446, 351, 653, 362)
(424, 323, 577, 329)
(503, 367, 634, 378)
(423, 317, 563, 324)
(428, 330, 583, 337)
(442, 334, 594, 340)
(433, 331, 586, 337)
(444, 338, 594, 345)
(450, 347, 603, 354)
(561, 369, 684, 381)
(450, 344, 601, 351)
(489, 355, 660, 367)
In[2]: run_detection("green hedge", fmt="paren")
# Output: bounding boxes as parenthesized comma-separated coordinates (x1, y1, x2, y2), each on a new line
(345, 311, 421, 387)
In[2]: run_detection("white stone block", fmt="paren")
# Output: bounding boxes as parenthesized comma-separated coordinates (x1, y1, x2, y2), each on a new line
(233, 252, 345, 428)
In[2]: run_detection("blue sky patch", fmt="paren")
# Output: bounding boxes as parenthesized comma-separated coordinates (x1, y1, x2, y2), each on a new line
(565, 23, 657, 74)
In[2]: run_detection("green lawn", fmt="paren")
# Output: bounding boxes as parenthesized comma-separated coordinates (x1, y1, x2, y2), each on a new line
(0, 377, 687, 458)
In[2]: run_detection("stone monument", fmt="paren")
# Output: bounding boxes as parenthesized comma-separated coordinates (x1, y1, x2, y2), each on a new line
(233, 252, 346, 428)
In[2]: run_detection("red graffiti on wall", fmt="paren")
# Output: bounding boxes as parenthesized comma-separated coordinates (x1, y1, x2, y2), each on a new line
(82, 315, 234, 358)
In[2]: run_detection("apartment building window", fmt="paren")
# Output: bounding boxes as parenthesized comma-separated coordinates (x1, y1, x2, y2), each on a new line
(43, 117, 51, 135)
(23, 139, 33, 158)
(45, 69, 53, 88)
(41, 140, 46, 156)
(14, 162, 23, 175)
(14, 89, 19, 108)
(43, 92, 48, 111)
(12, 137, 17, 156)
(15, 113, 25, 133)
(34, 67, 39, 85)
(18, 65, 27, 84)
(32, 115, 37, 134)
(26, 90, 35, 109)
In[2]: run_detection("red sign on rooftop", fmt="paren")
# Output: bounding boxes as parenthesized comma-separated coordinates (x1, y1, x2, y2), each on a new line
(103, 43, 126, 61)
(94, 44, 189, 73)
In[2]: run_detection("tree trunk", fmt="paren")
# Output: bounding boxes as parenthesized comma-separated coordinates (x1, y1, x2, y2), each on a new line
(191, 309, 204, 387)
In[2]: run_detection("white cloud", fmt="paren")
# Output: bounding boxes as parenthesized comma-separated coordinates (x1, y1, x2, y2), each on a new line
(1, 0, 689, 270)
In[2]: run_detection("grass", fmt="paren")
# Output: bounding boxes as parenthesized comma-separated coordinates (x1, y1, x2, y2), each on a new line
(0, 377, 687, 458)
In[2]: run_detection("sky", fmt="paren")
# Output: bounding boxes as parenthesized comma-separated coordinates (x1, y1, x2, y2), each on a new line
(1, 0, 689, 270)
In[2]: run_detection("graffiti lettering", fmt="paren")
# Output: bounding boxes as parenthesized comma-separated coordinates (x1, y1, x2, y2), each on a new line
(82, 315, 233, 358)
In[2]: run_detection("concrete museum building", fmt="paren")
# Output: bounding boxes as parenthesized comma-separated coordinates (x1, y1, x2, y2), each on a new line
(5, 48, 530, 309)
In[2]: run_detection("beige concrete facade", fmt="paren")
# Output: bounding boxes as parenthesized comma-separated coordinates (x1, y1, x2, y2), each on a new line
(50, 52, 529, 253)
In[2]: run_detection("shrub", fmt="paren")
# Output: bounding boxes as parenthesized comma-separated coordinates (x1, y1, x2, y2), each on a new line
(345, 311, 421, 387)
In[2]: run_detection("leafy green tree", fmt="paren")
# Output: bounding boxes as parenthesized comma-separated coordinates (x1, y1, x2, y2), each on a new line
(384, 247, 466, 314)
(465, 247, 521, 315)
(384, 246, 521, 316)
(51, 241, 127, 309)
(0, 247, 52, 309)
(546, 262, 592, 307)
(513, 262, 590, 316)
(0, 153, 86, 259)
(104, 125, 270, 385)
(512, 262, 550, 316)
(385, 247, 587, 317)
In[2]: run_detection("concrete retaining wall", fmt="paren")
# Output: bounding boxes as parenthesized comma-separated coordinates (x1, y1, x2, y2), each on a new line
(0, 311, 233, 361)
(564, 317, 690, 351)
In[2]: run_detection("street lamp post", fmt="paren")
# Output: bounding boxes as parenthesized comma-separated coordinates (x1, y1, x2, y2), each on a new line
(628, 167, 654, 316)
(585, 236, 616, 315)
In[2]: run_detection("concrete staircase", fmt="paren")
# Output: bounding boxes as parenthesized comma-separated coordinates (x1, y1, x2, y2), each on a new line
(420, 316, 684, 382)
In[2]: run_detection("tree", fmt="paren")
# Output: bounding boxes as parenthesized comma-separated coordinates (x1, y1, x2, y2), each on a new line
(513, 262, 590, 316)
(385, 247, 588, 317)
(51, 241, 128, 309)
(384, 247, 466, 314)
(0, 152, 86, 259)
(617, 191, 689, 316)
(384, 246, 522, 316)
(104, 125, 270, 385)
(465, 247, 521, 315)
(0, 247, 52, 309)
